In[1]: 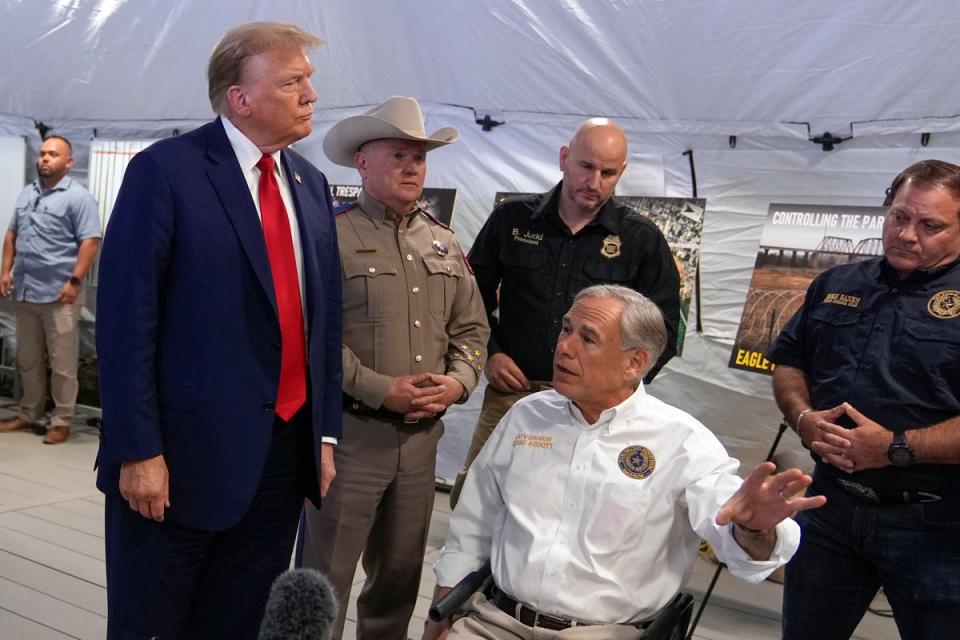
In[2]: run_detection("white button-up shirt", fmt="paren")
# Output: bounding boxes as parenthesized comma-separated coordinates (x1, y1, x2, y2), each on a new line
(435, 384, 800, 624)
(220, 115, 305, 308)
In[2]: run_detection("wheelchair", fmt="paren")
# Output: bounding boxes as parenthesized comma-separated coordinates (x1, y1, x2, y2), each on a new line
(429, 561, 694, 640)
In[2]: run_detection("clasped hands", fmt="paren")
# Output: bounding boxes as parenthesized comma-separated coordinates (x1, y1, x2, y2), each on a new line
(382, 373, 465, 421)
(796, 402, 892, 473)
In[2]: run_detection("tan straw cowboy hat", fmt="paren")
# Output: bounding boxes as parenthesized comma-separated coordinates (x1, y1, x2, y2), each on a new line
(322, 96, 459, 167)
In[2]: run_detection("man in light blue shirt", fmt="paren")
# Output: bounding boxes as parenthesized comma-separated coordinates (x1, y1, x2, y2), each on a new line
(0, 135, 101, 444)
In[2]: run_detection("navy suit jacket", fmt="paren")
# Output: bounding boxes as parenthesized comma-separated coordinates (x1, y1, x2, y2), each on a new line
(95, 118, 342, 531)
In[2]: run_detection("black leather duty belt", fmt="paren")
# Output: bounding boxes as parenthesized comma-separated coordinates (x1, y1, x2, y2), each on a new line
(485, 585, 632, 631)
(342, 394, 442, 425)
(836, 479, 943, 505)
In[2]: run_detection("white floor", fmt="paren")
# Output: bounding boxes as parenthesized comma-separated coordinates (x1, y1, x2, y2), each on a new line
(0, 409, 900, 640)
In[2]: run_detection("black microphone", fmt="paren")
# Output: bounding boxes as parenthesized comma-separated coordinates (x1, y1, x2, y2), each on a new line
(258, 568, 339, 640)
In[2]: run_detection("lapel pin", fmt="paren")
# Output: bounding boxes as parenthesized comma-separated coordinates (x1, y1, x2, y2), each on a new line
(294, 172, 302, 184)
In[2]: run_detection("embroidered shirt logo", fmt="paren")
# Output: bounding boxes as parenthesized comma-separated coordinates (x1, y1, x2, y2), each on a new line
(512, 228, 543, 246)
(823, 293, 861, 308)
(928, 290, 960, 319)
(618, 445, 655, 479)
(512, 433, 554, 449)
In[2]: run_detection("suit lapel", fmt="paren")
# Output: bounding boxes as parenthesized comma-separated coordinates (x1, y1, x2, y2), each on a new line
(281, 150, 320, 341)
(204, 119, 278, 315)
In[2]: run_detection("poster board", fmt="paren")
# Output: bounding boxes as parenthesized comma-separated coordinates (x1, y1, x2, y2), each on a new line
(728, 203, 886, 374)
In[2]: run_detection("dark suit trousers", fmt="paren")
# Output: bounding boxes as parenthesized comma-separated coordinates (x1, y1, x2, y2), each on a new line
(298, 412, 443, 640)
(104, 409, 314, 640)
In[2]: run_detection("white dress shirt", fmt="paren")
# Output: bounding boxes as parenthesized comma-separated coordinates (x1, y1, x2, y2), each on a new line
(221, 115, 305, 308)
(435, 384, 800, 624)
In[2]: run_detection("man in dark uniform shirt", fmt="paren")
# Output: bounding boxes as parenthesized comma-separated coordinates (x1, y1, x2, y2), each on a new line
(450, 118, 681, 506)
(770, 159, 960, 639)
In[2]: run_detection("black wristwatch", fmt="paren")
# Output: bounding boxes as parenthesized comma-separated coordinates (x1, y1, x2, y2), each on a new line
(887, 431, 914, 467)
(68, 275, 83, 288)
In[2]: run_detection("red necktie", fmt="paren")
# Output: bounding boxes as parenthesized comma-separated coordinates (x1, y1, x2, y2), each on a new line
(257, 154, 306, 421)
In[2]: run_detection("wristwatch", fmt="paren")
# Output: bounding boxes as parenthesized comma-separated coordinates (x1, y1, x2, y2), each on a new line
(68, 275, 83, 288)
(887, 431, 914, 467)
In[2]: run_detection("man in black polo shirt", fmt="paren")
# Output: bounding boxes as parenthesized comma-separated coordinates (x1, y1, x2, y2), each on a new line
(449, 118, 681, 506)
(769, 159, 960, 639)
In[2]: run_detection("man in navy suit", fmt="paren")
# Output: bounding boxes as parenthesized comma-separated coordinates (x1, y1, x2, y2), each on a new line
(95, 22, 341, 639)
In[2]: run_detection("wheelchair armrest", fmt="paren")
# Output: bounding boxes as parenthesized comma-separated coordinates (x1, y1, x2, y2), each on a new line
(642, 592, 694, 640)
(428, 560, 492, 621)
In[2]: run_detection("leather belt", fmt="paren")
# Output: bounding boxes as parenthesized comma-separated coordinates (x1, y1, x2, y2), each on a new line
(486, 585, 598, 631)
(836, 479, 943, 505)
(342, 394, 442, 425)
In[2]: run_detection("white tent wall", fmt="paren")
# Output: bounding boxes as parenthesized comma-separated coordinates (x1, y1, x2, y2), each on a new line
(3, 1, 960, 475)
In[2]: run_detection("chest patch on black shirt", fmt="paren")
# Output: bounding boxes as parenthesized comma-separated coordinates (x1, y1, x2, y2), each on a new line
(601, 234, 622, 258)
(928, 290, 960, 319)
(511, 228, 543, 246)
(823, 292, 861, 308)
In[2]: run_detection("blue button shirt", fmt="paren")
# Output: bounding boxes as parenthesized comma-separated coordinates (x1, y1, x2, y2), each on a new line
(9, 176, 101, 303)
(769, 256, 960, 490)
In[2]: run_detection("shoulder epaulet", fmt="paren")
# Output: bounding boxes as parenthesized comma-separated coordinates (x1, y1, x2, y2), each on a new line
(334, 202, 359, 216)
(623, 207, 649, 222)
(420, 208, 454, 233)
(495, 193, 540, 209)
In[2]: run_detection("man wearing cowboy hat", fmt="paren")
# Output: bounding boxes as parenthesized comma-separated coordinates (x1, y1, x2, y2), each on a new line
(299, 95, 489, 639)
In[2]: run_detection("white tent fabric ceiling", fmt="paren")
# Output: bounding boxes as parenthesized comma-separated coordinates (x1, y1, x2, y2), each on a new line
(2, 0, 960, 470)
(4, 1, 960, 133)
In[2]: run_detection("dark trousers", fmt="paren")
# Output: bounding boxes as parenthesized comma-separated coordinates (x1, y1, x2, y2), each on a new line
(782, 477, 960, 640)
(104, 411, 314, 640)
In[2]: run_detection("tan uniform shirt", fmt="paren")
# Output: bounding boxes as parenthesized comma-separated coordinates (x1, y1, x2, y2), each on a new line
(338, 189, 489, 409)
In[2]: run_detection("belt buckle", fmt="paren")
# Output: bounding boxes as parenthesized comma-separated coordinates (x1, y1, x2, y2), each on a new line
(531, 609, 570, 630)
(403, 415, 420, 424)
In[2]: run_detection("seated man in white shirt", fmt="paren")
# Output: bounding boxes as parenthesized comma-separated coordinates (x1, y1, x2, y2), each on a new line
(424, 284, 827, 639)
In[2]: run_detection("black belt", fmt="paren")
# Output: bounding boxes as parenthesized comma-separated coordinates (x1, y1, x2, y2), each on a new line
(342, 394, 442, 425)
(487, 585, 581, 630)
(484, 585, 641, 631)
(836, 479, 943, 505)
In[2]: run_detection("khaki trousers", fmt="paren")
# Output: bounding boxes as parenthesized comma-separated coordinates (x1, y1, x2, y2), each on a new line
(448, 593, 643, 640)
(299, 412, 443, 640)
(449, 383, 550, 508)
(13, 300, 80, 427)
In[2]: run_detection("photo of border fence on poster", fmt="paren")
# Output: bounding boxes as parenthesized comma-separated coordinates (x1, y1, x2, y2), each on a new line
(729, 202, 887, 375)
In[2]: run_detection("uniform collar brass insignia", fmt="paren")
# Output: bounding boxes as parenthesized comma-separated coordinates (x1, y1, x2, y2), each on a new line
(432, 239, 449, 256)
(928, 290, 960, 319)
(601, 234, 622, 259)
(618, 445, 655, 479)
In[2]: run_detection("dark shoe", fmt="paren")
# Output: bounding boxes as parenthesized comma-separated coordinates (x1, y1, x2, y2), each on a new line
(0, 416, 39, 433)
(43, 426, 70, 444)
